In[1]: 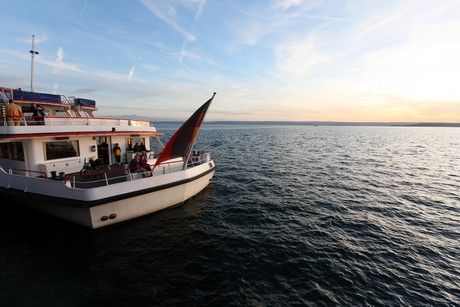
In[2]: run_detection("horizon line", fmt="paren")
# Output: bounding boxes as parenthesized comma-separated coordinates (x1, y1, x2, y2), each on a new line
(155, 120, 460, 127)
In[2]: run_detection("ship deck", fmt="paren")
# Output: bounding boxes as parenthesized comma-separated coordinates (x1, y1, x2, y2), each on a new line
(65, 163, 145, 189)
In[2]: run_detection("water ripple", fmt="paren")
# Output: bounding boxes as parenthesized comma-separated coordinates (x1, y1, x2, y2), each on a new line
(0, 125, 459, 305)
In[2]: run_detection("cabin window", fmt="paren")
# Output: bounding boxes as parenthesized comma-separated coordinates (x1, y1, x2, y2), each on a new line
(44, 140, 80, 160)
(0, 142, 24, 161)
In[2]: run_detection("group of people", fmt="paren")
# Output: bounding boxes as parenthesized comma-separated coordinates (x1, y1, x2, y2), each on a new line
(113, 142, 153, 177)
(132, 142, 147, 153)
(5, 99, 45, 126)
(129, 153, 152, 177)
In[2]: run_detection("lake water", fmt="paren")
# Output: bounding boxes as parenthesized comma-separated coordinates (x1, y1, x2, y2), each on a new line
(0, 124, 459, 306)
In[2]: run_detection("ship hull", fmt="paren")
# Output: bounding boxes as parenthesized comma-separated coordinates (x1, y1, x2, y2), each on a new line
(0, 163, 215, 229)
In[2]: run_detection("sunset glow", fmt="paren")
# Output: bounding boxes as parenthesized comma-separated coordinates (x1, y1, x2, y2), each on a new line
(0, 0, 458, 122)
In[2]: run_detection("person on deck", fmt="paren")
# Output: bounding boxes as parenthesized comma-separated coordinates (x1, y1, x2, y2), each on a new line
(6, 99, 23, 126)
(31, 103, 45, 125)
(113, 143, 122, 164)
(129, 154, 140, 172)
(139, 154, 151, 172)
(140, 142, 147, 152)
(100, 141, 109, 165)
(129, 154, 148, 176)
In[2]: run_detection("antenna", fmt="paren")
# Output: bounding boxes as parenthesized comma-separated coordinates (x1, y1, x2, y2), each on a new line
(29, 35, 39, 92)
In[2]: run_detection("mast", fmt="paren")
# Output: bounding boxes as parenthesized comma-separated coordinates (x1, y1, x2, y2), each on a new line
(29, 35, 39, 92)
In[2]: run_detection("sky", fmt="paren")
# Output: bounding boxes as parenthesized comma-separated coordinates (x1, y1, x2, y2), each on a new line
(0, 0, 459, 122)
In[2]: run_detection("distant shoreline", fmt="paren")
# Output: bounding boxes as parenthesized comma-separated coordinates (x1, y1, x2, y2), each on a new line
(156, 120, 460, 127)
(115, 115, 460, 127)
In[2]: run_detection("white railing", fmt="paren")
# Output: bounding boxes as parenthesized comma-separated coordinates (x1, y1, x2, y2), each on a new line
(2, 153, 211, 190)
(0, 116, 151, 127)
(186, 152, 211, 168)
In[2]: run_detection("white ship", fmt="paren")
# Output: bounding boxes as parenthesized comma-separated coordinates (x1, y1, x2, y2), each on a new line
(0, 86, 216, 229)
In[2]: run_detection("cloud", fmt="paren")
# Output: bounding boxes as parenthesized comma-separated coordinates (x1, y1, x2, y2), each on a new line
(194, 0, 206, 20)
(128, 65, 135, 80)
(50, 47, 81, 73)
(271, 0, 304, 10)
(274, 34, 332, 79)
(328, 1, 460, 102)
(78, 0, 89, 20)
(140, 0, 211, 64)
(140, 0, 196, 42)
(56, 47, 64, 63)
(232, 1, 339, 50)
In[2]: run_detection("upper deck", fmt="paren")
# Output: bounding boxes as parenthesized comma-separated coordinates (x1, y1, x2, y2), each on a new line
(0, 116, 160, 138)
(0, 86, 161, 138)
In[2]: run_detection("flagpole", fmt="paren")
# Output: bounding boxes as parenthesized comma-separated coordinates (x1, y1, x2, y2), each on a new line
(29, 35, 39, 92)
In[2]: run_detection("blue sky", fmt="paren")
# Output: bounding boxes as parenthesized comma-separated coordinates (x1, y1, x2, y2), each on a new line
(0, 0, 459, 122)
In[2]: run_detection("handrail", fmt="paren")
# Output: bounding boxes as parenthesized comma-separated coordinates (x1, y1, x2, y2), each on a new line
(65, 155, 210, 188)
(3, 167, 48, 178)
(64, 164, 154, 188)
(186, 153, 210, 168)
(0, 115, 153, 127)
(1, 154, 210, 189)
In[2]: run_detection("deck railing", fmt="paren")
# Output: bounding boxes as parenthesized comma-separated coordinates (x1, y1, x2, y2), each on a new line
(1, 153, 210, 190)
(1, 115, 151, 127)
(3, 167, 48, 178)
(67, 153, 209, 188)
(185, 152, 211, 168)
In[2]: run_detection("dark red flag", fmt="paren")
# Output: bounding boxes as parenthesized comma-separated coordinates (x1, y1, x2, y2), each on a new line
(153, 92, 216, 169)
